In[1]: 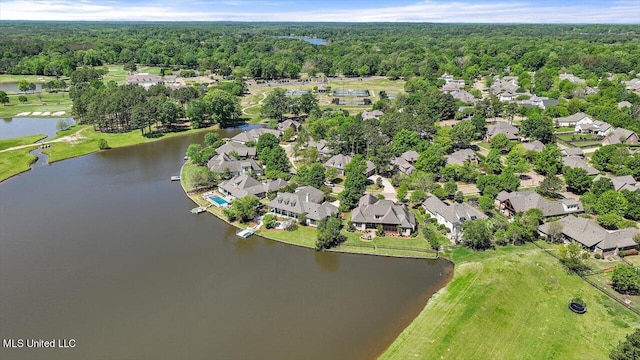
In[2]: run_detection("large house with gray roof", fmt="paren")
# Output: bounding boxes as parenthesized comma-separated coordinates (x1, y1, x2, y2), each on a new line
(215, 141, 257, 159)
(350, 194, 417, 236)
(603, 128, 639, 145)
(539, 216, 639, 256)
(231, 128, 282, 144)
(562, 156, 599, 176)
(446, 149, 479, 166)
(486, 122, 519, 141)
(218, 174, 287, 200)
(496, 190, 583, 218)
(267, 186, 339, 227)
(324, 154, 376, 177)
(423, 196, 487, 236)
(207, 154, 263, 177)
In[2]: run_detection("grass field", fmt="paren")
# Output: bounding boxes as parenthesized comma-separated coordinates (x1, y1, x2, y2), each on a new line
(381, 244, 639, 360)
(0, 148, 39, 181)
(0, 134, 46, 151)
(0, 74, 59, 84)
(42, 125, 215, 163)
(0, 92, 72, 118)
(102, 65, 164, 83)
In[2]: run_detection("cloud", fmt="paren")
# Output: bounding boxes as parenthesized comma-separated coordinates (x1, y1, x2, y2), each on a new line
(1, 0, 638, 23)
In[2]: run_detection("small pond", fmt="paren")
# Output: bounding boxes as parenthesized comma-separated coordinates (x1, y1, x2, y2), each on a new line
(277, 36, 327, 45)
(0, 82, 44, 93)
(0, 117, 75, 140)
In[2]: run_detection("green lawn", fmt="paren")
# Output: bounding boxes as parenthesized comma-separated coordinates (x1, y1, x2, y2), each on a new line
(0, 92, 72, 118)
(42, 125, 216, 163)
(102, 65, 164, 83)
(381, 244, 640, 360)
(0, 134, 46, 151)
(0, 148, 38, 181)
(0, 74, 60, 85)
(554, 126, 576, 133)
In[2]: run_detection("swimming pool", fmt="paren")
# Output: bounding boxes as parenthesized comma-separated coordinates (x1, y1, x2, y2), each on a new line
(204, 194, 229, 207)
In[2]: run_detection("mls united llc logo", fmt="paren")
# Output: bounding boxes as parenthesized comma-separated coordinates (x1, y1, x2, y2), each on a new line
(3, 338, 76, 349)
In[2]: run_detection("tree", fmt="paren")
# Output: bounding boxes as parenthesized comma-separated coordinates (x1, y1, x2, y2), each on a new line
(256, 133, 280, 160)
(490, 133, 511, 152)
(415, 146, 445, 173)
(263, 213, 278, 229)
(592, 177, 615, 197)
(55, 119, 70, 131)
(470, 113, 487, 139)
(451, 120, 476, 148)
(537, 174, 564, 198)
(478, 194, 494, 213)
(297, 163, 325, 189)
(454, 191, 464, 203)
(592, 145, 629, 173)
(98, 138, 109, 150)
(444, 180, 458, 199)
(611, 264, 640, 295)
(546, 221, 564, 243)
(598, 213, 625, 230)
(18, 79, 29, 93)
(520, 114, 554, 143)
(534, 144, 563, 175)
(223, 195, 259, 223)
(410, 189, 427, 204)
(186, 143, 202, 159)
(392, 129, 421, 156)
(340, 155, 367, 210)
(558, 242, 589, 273)
(18, 95, 28, 103)
(462, 219, 493, 250)
(205, 89, 241, 127)
(610, 328, 640, 360)
(595, 190, 628, 216)
(261, 88, 289, 120)
(397, 184, 408, 202)
(484, 149, 503, 174)
(564, 167, 592, 194)
(316, 217, 345, 250)
(204, 132, 221, 147)
(325, 167, 339, 182)
(0, 90, 8, 105)
(505, 145, 531, 175)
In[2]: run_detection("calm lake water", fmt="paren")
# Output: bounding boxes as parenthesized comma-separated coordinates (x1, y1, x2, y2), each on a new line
(0, 82, 43, 93)
(277, 36, 327, 45)
(0, 128, 452, 360)
(0, 117, 75, 140)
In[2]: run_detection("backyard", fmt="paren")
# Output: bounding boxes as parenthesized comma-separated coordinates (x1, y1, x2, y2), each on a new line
(381, 244, 640, 360)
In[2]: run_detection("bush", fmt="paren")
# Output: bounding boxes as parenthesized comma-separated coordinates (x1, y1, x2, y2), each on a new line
(263, 213, 277, 229)
(594, 253, 602, 259)
(98, 138, 109, 150)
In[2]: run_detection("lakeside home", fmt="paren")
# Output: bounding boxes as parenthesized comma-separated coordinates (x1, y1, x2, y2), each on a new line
(350, 194, 417, 236)
(218, 174, 287, 200)
(496, 190, 583, 218)
(267, 186, 339, 226)
(423, 196, 487, 236)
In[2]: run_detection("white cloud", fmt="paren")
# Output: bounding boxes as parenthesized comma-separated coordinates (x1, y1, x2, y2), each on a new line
(0, 0, 638, 23)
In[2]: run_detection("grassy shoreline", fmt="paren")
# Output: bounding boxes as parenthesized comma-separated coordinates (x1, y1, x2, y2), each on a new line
(179, 162, 438, 259)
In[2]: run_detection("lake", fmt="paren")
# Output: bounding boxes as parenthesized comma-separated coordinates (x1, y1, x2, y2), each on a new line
(0, 117, 75, 140)
(0, 82, 43, 93)
(0, 128, 452, 360)
(277, 36, 327, 45)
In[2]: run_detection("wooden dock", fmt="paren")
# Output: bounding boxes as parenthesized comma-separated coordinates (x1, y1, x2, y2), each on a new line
(190, 207, 206, 214)
(170, 175, 181, 181)
(236, 228, 255, 238)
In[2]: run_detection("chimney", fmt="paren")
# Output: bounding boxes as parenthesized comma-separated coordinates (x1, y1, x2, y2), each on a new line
(306, 192, 310, 202)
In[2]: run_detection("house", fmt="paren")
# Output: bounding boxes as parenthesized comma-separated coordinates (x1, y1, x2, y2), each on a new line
(441, 82, 464, 93)
(539, 216, 639, 255)
(624, 78, 640, 93)
(218, 174, 287, 200)
(573, 118, 612, 136)
(495, 190, 583, 218)
(423, 196, 487, 235)
(350, 194, 417, 236)
(562, 156, 599, 176)
(267, 186, 339, 227)
(446, 149, 479, 165)
(490, 76, 519, 95)
(324, 154, 376, 177)
(277, 120, 301, 132)
(603, 128, 639, 145)
(317, 84, 327, 93)
(618, 101, 632, 109)
(215, 141, 257, 159)
(486, 122, 519, 141)
(307, 139, 332, 157)
(207, 154, 263, 176)
(399, 150, 419, 163)
(449, 90, 477, 104)
(538, 99, 559, 110)
(561, 147, 584, 157)
(559, 73, 586, 84)
(498, 91, 517, 102)
(518, 96, 558, 110)
(125, 73, 163, 88)
(610, 175, 639, 192)
(554, 112, 594, 128)
(521, 140, 545, 153)
(362, 110, 384, 120)
(391, 156, 415, 175)
(230, 128, 282, 144)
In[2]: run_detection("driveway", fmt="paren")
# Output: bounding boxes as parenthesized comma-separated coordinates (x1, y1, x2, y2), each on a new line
(368, 175, 396, 200)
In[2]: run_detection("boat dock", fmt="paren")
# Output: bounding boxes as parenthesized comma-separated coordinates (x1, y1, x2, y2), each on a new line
(190, 207, 206, 214)
(236, 228, 255, 238)
(170, 175, 181, 181)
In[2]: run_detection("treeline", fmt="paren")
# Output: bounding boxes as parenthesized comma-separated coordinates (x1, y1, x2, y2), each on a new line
(1, 23, 639, 80)
(70, 77, 243, 134)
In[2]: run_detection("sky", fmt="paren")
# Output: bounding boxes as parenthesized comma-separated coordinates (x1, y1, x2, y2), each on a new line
(0, 0, 639, 23)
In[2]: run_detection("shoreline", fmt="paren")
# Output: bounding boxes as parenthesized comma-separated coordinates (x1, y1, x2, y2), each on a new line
(179, 162, 441, 260)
